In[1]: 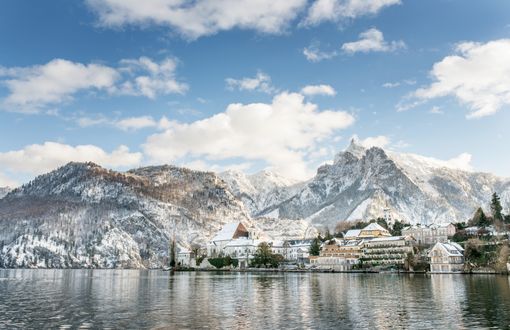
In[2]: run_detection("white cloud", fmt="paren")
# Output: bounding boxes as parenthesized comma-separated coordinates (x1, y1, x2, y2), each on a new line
(117, 57, 188, 98)
(409, 39, 510, 118)
(352, 135, 390, 148)
(0, 142, 142, 176)
(0, 59, 118, 113)
(301, 84, 336, 96)
(303, 0, 401, 26)
(226, 71, 275, 94)
(341, 28, 406, 54)
(143, 92, 355, 180)
(115, 116, 159, 130)
(429, 106, 444, 115)
(382, 82, 400, 88)
(0, 57, 187, 113)
(77, 114, 171, 131)
(303, 43, 338, 62)
(86, 0, 307, 39)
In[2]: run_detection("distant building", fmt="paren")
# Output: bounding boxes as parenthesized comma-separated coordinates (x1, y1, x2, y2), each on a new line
(362, 236, 415, 266)
(223, 237, 260, 268)
(344, 223, 391, 240)
(310, 239, 363, 271)
(402, 223, 456, 245)
(177, 248, 195, 267)
(207, 222, 249, 257)
(428, 242, 464, 273)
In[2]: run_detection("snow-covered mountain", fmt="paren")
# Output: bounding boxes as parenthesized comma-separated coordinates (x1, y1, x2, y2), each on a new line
(220, 169, 304, 217)
(0, 162, 317, 268)
(0, 162, 253, 268)
(262, 140, 510, 229)
(0, 187, 11, 199)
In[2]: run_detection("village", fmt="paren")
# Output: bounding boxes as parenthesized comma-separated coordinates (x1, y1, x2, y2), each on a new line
(176, 213, 510, 274)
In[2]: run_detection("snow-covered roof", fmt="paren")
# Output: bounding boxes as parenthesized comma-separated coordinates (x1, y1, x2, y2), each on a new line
(362, 223, 388, 232)
(345, 229, 361, 238)
(429, 242, 464, 257)
(211, 222, 244, 241)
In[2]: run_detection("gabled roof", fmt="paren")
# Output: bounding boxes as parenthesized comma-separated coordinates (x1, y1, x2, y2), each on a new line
(362, 223, 388, 232)
(429, 242, 464, 257)
(211, 222, 246, 241)
(344, 229, 361, 238)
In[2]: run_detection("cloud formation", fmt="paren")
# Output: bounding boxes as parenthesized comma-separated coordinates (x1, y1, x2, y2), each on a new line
(301, 84, 336, 96)
(143, 92, 355, 179)
(303, 0, 401, 26)
(410, 39, 510, 118)
(0, 142, 142, 177)
(303, 43, 338, 62)
(86, 0, 307, 39)
(341, 28, 405, 54)
(0, 57, 186, 113)
(0, 59, 118, 113)
(225, 71, 275, 94)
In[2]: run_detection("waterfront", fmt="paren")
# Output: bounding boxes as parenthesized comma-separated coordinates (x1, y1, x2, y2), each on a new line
(0, 270, 509, 329)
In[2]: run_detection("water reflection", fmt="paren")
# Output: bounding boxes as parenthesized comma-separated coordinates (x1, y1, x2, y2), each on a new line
(0, 270, 509, 329)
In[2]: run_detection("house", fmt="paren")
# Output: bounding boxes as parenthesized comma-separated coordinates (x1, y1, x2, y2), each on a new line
(362, 236, 415, 266)
(177, 248, 195, 267)
(402, 223, 456, 245)
(286, 240, 312, 263)
(207, 222, 250, 257)
(428, 242, 464, 273)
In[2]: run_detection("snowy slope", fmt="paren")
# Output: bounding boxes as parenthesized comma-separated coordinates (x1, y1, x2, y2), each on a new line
(0, 163, 251, 268)
(269, 140, 510, 229)
(0, 187, 11, 199)
(220, 169, 304, 217)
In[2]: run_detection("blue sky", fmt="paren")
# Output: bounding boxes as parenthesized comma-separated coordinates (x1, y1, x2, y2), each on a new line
(0, 0, 509, 186)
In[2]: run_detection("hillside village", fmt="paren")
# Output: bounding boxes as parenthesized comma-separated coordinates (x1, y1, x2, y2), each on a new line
(177, 192, 510, 274)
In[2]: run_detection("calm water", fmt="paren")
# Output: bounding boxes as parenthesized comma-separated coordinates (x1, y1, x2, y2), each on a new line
(0, 270, 509, 329)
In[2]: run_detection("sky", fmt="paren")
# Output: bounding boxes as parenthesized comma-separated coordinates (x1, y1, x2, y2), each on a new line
(0, 0, 509, 186)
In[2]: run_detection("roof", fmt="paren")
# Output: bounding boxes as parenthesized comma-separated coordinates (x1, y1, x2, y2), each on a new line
(211, 222, 244, 241)
(345, 229, 361, 238)
(429, 242, 464, 257)
(362, 223, 388, 232)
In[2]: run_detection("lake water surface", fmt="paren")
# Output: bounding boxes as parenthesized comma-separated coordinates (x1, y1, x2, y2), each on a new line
(0, 270, 509, 329)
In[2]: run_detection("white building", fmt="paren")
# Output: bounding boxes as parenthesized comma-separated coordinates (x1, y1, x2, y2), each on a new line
(402, 223, 456, 245)
(207, 222, 250, 257)
(428, 242, 465, 273)
(223, 237, 261, 268)
(177, 248, 195, 267)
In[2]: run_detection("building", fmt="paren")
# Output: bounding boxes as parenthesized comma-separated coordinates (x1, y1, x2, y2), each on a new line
(344, 222, 391, 240)
(428, 242, 465, 273)
(207, 222, 249, 257)
(362, 236, 415, 266)
(223, 237, 260, 268)
(177, 248, 195, 267)
(310, 239, 363, 271)
(402, 223, 456, 245)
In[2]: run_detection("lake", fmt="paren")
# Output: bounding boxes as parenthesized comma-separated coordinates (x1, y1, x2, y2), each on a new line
(0, 270, 509, 329)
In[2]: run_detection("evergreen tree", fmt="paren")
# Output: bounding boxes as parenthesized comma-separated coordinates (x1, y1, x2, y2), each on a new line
(391, 220, 404, 236)
(490, 192, 504, 222)
(309, 238, 321, 256)
(471, 207, 489, 227)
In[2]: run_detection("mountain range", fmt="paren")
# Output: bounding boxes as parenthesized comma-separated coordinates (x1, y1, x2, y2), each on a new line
(0, 140, 508, 268)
